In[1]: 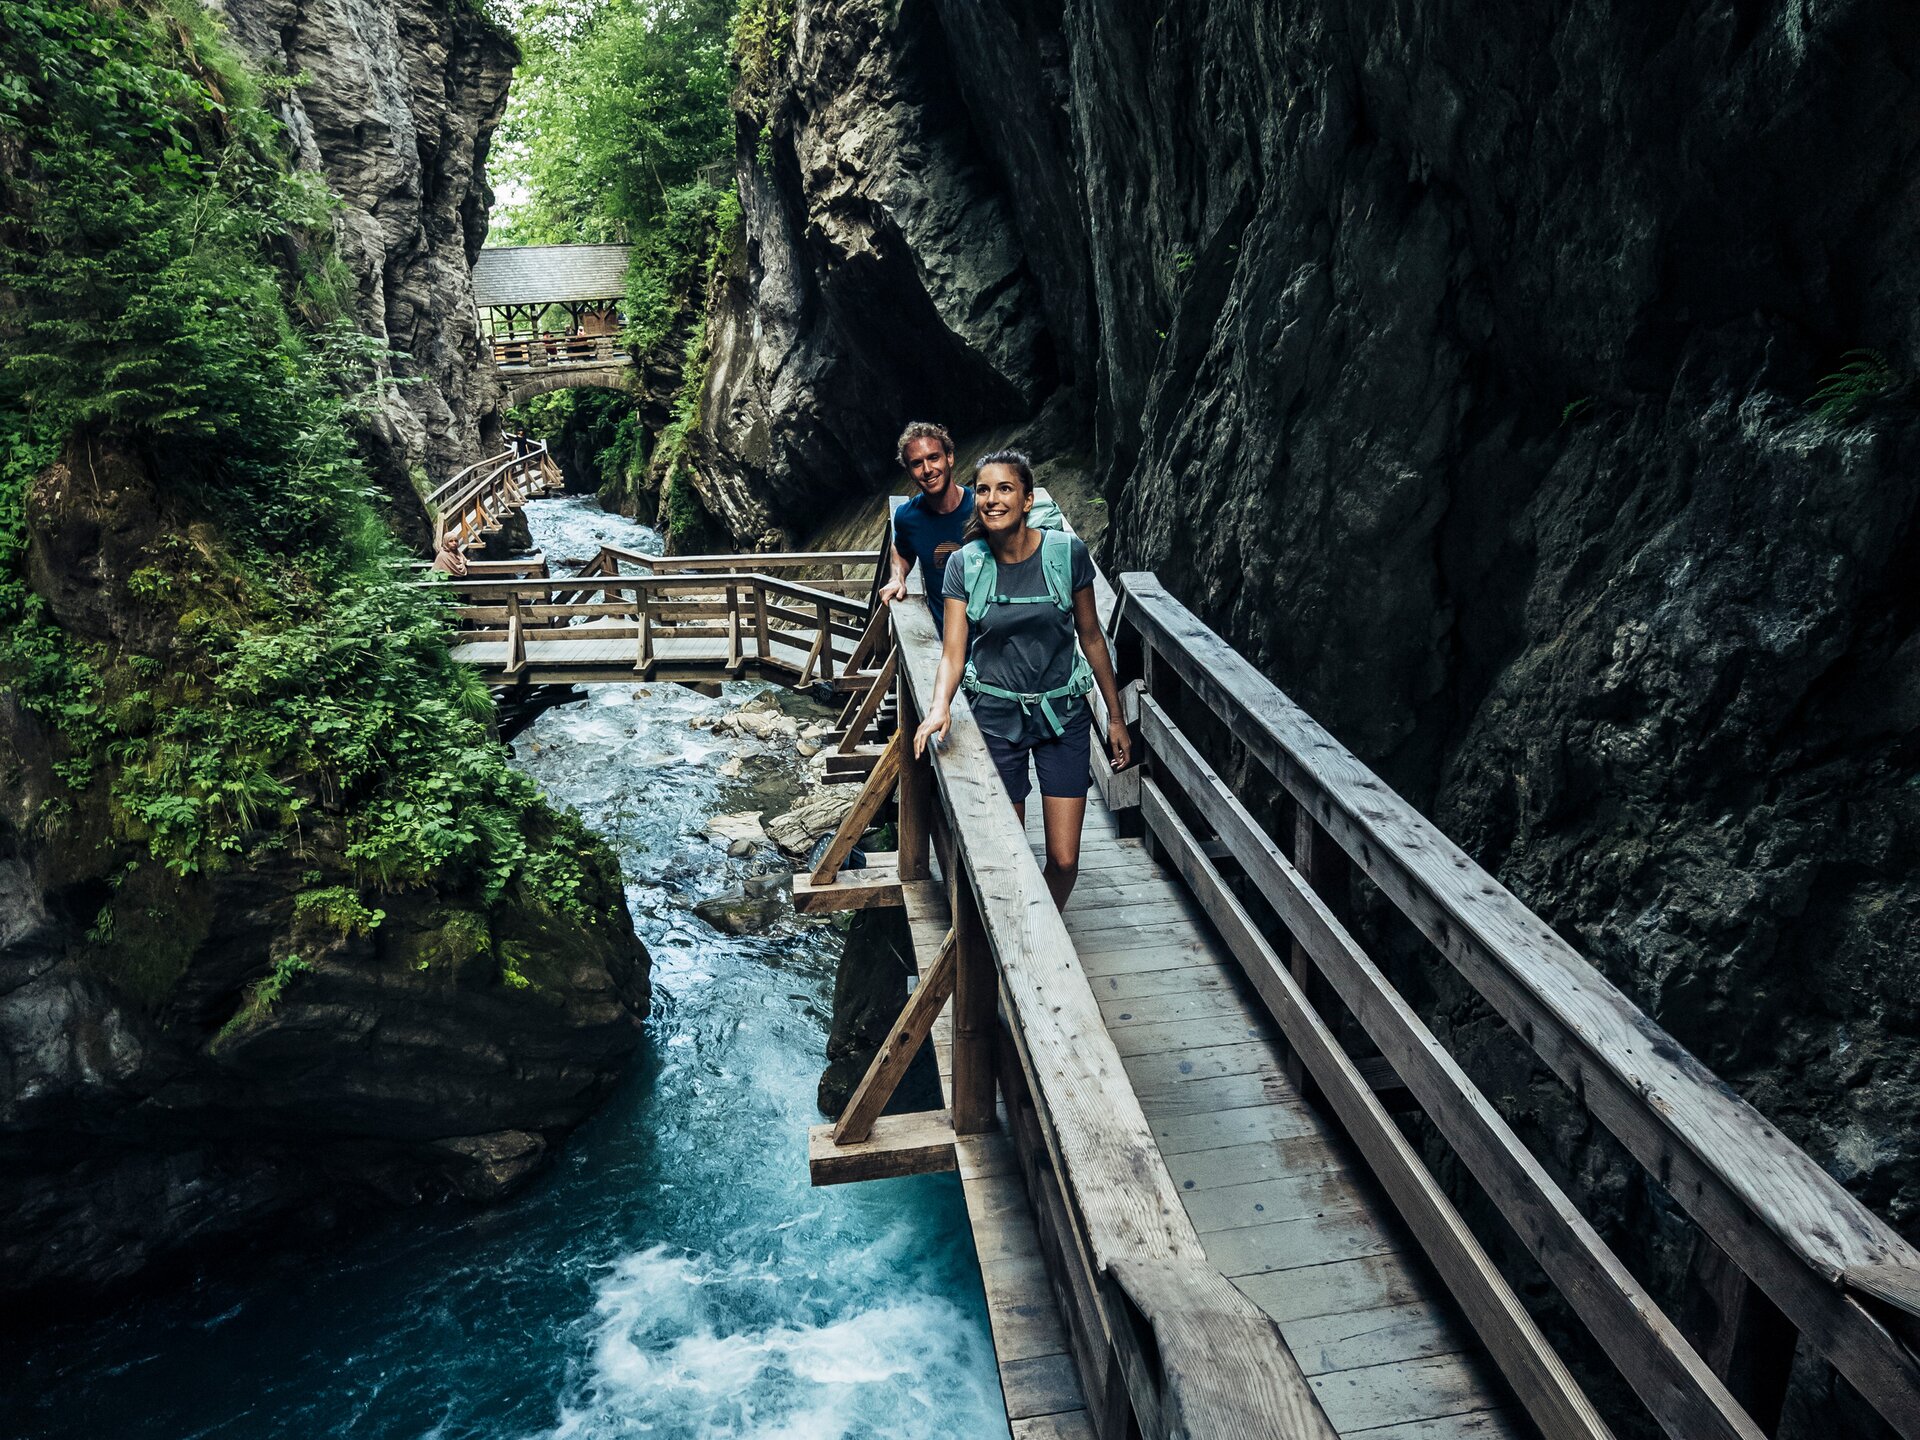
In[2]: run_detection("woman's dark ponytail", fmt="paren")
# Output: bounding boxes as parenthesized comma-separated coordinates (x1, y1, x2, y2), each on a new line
(962, 449, 1034, 543)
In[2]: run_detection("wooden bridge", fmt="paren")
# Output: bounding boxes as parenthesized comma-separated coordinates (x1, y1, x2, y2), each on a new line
(443, 498, 1920, 1439)
(440, 542, 884, 689)
(473, 243, 634, 406)
(427, 440, 563, 554)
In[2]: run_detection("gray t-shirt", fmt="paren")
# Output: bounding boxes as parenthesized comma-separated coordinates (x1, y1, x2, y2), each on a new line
(942, 534, 1096, 745)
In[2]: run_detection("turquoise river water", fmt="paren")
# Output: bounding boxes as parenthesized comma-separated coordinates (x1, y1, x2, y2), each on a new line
(5, 498, 1009, 1440)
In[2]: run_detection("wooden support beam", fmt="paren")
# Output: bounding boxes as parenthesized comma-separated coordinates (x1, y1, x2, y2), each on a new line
(833, 931, 957, 1144)
(810, 730, 904, 885)
(1685, 1235, 1798, 1432)
(949, 864, 998, 1137)
(797, 625, 827, 685)
(791, 857, 903, 914)
(837, 649, 898, 755)
(809, 1109, 957, 1186)
(842, 602, 890, 676)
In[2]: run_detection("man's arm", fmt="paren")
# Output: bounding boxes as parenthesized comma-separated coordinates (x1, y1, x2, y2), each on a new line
(878, 535, 912, 604)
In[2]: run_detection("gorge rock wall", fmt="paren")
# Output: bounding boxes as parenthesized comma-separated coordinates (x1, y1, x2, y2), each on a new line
(216, 0, 515, 542)
(718, 0, 1920, 1427)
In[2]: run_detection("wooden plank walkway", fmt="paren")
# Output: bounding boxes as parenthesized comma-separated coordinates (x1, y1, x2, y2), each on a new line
(1026, 801, 1531, 1440)
(900, 879, 1097, 1440)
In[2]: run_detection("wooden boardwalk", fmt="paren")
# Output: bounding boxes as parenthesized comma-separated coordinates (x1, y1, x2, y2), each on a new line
(440, 500, 1920, 1439)
(1038, 802, 1524, 1439)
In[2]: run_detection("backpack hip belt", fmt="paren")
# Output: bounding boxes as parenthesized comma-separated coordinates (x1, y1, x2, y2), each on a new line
(961, 657, 1095, 738)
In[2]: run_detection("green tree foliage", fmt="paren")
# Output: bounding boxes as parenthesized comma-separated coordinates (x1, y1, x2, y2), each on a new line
(491, 0, 734, 248)
(0, 0, 603, 914)
(490, 0, 744, 485)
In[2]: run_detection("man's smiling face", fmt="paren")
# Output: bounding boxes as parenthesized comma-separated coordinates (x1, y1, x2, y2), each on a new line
(904, 436, 953, 498)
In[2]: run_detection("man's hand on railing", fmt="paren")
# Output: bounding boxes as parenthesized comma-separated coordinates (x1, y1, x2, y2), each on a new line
(878, 577, 908, 606)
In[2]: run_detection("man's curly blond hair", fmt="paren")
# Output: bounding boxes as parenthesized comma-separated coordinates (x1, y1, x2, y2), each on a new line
(895, 421, 954, 469)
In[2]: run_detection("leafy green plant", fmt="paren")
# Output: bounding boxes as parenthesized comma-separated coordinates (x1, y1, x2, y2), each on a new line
(1561, 396, 1596, 428)
(213, 952, 312, 1049)
(294, 886, 386, 937)
(0, 0, 607, 920)
(1809, 350, 1908, 424)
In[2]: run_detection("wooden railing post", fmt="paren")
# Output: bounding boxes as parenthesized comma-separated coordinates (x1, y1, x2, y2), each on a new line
(753, 581, 770, 663)
(725, 582, 742, 673)
(817, 599, 835, 680)
(505, 591, 525, 681)
(949, 866, 996, 1135)
(1286, 804, 1349, 1095)
(633, 586, 653, 676)
(1683, 1237, 1797, 1432)
(897, 673, 931, 884)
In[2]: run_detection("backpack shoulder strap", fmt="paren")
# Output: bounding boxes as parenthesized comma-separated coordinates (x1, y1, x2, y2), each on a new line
(960, 540, 995, 622)
(1039, 529, 1076, 611)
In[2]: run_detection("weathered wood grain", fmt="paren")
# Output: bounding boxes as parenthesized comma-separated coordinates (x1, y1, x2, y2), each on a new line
(807, 1108, 956, 1185)
(1140, 775, 1614, 1440)
(1119, 573, 1920, 1435)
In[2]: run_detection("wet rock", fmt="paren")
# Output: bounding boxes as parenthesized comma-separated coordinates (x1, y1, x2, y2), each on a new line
(213, 0, 514, 545)
(702, 811, 769, 848)
(693, 887, 787, 936)
(766, 790, 858, 855)
(817, 908, 939, 1118)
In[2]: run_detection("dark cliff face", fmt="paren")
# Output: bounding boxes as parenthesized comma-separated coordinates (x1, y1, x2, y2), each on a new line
(712, 0, 1919, 1423)
(691, 0, 1067, 545)
(215, 0, 516, 541)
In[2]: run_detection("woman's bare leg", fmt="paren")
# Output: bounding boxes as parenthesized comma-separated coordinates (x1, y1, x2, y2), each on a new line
(1039, 795, 1087, 909)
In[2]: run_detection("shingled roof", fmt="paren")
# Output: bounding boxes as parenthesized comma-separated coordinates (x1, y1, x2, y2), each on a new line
(472, 244, 632, 308)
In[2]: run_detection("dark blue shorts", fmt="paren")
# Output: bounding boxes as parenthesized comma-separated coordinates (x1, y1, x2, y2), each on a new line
(983, 702, 1092, 804)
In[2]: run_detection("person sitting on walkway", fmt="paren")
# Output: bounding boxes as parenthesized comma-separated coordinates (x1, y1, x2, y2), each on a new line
(878, 421, 972, 634)
(912, 450, 1131, 909)
(430, 532, 468, 577)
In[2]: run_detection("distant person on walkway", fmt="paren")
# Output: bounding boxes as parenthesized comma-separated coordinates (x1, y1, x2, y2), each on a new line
(510, 427, 531, 459)
(878, 421, 972, 635)
(913, 450, 1130, 909)
(430, 532, 468, 577)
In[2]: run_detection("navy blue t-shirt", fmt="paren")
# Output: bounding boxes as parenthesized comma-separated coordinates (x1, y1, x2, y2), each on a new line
(892, 488, 975, 632)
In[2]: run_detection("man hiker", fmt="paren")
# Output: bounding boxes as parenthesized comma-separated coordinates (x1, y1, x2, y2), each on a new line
(878, 421, 973, 634)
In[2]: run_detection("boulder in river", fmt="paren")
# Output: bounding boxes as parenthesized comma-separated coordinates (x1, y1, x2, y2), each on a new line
(766, 790, 858, 854)
(694, 886, 788, 935)
(702, 811, 768, 848)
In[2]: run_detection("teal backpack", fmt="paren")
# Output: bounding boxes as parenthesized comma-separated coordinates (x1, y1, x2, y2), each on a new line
(956, 502, 1095, 737)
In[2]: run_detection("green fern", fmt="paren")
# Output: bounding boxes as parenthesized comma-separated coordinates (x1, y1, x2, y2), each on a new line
(1809, 350, 1906, 424)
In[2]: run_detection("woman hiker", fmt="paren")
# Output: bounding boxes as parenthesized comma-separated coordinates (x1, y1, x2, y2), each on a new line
(912, 450, 1131, 909)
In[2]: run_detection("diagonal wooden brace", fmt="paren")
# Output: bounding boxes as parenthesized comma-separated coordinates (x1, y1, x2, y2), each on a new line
(836, 648, 898, 754)
(831, 929, 956, 1145)
(810, 728, 903, 885)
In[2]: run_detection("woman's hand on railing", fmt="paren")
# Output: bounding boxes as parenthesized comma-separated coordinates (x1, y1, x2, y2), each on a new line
(913, 706, 952, 759)
(1108, 716, 1133, 771)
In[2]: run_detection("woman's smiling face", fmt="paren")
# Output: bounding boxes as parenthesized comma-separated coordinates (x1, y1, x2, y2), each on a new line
(974, 464, 1032, 536)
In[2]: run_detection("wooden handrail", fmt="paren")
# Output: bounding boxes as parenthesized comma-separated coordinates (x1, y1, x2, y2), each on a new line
(1112, 571, 1920, 1436)
(889, 593, 1340, 1440)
